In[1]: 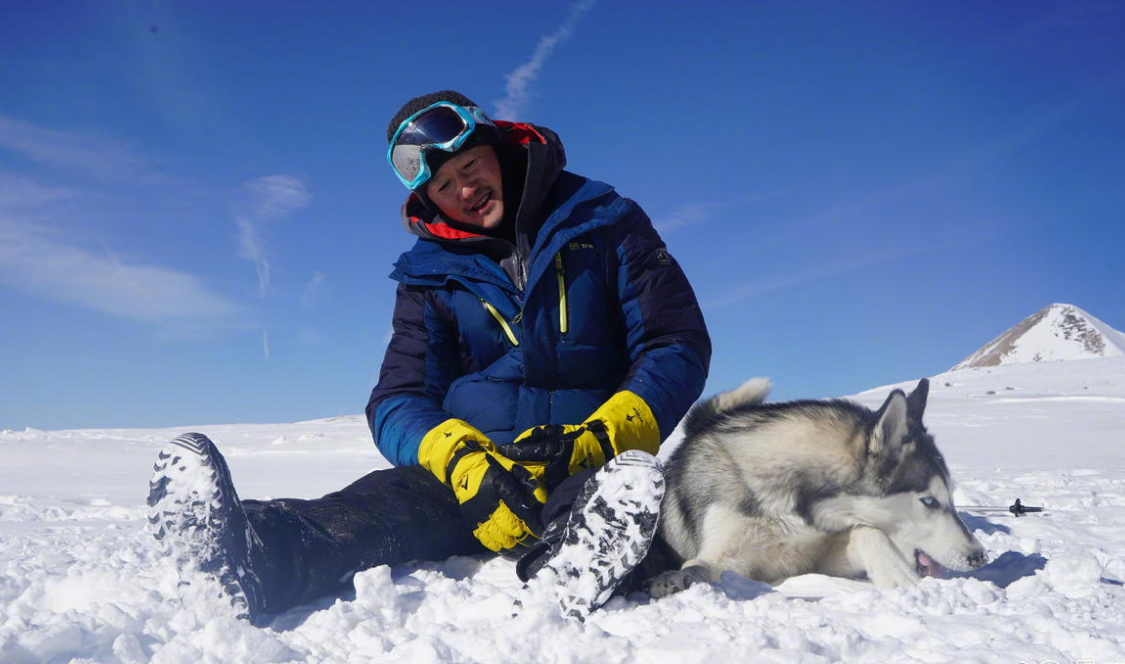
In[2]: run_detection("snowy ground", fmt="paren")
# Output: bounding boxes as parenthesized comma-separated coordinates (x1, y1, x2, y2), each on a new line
(3, 359, 1125, 663)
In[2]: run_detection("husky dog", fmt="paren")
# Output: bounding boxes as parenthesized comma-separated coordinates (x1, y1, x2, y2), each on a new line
(649, 378, 987, 597)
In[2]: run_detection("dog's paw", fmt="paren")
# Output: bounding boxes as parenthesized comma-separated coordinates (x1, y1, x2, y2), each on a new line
(647, 571, 693, 598)
(849, 526, 921, 589)
(647, 565, 709, 599)
(867, 555, 921, 588)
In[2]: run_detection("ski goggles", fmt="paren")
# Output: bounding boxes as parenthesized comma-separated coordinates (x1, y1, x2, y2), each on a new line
(387, 102, 497, 190)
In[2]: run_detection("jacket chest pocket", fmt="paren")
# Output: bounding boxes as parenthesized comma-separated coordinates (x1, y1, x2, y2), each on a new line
(479, 298, 521, 346)
(554, 252, 569, 335)
(447, 289, 520, 368)
(551, 240, 615, 342)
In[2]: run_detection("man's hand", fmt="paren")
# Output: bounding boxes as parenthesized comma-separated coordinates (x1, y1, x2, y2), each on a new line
(499, 423, 590, 490)
(502, 391, 661, 488)
(419, 419, 547, 554)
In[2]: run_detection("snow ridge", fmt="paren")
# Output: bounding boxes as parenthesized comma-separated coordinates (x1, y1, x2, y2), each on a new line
(952, 303, 1125, 370)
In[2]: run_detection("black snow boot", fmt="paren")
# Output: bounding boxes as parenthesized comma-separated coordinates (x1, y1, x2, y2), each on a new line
(147, 432, 266, 622)
(520, 449, 665, 619)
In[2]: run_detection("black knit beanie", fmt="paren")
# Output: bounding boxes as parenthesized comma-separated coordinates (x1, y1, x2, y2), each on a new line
(386, 90, 506, 193)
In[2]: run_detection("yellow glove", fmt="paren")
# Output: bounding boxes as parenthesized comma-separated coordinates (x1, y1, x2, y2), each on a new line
(418, 419, 548, 554)
(502, 391, 660, 489)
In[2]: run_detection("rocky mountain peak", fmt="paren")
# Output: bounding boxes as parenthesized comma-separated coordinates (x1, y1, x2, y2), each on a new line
(951, 303, 1125, 370)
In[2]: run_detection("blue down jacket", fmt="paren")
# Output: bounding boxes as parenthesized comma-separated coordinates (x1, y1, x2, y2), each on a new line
(366, 122, 710, 466)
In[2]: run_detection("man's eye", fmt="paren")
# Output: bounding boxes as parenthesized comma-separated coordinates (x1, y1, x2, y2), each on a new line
(463, 159, 476, 170)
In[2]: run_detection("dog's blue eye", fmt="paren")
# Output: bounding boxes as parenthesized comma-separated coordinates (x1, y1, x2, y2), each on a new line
(920, 497, 939, 509)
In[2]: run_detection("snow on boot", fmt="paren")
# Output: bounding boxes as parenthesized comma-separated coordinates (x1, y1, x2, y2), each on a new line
(541, 449, 665, 620)
(147, 432, 265, 622)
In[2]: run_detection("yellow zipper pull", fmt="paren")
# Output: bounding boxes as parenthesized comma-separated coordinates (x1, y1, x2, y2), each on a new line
(479, 299, 520, 346)
(555, 252, 569, 334)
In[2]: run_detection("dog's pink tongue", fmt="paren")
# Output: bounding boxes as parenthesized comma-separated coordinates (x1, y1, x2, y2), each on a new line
(917, 551, 944, 578)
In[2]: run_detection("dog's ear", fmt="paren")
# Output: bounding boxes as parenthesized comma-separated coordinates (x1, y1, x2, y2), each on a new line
(870, 389, 908, 456)
(906, 378, 929, 421)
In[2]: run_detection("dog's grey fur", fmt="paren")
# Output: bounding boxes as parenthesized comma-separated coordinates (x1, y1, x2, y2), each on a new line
(650, 378, 987, 596)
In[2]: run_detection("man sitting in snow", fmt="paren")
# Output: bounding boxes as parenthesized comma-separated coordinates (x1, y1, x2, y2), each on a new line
(147, 90, 711, 622)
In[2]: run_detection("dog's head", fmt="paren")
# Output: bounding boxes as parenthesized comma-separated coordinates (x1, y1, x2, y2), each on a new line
(864, 379, 988, 577)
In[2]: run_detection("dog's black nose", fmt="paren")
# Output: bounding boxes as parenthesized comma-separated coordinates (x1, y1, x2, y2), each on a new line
(967, 550, 988, 569)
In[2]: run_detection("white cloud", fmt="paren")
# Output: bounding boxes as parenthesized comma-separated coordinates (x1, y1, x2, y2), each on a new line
(297, 329, 323, 344)
(0, 218, 247, 325)
(233, 175, 311, 299)
(0, 171, 79, 210)
(0, 115, 161, 183)
(236, 175, 311, 224)
(654, 201, 727, 234)
(654, 192, 787, 234)
(236, 217, 270, 298)
(492, 0, 597, 120)
(300, 272, 326, 310)
(702, 241, 967, 309)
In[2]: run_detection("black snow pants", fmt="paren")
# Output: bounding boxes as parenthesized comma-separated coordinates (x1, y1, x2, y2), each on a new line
(241, 465, 672, 615)
(242, 465, 481, 614)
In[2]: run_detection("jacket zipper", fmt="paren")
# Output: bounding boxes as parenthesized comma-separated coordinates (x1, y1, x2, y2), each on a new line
(555, 252, 569, 334)
(479, 299, 520, 346)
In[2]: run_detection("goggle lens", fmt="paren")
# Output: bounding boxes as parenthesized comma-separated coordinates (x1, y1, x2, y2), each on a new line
(387, 103, 495, 190)
(395, 106, 467, 147)
(389, 143, 424, 187)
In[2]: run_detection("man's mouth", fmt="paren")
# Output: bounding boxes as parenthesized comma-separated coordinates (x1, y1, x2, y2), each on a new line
(470, 191, 492, 213)
(914, 549, 944, 578)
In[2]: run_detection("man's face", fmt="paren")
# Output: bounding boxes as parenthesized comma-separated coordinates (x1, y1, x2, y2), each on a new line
(425, 145, 504, 228)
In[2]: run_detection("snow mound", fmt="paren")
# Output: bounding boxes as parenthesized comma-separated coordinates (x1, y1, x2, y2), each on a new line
(3, 362, 1125, 662)
(952, 303, 1125, 370)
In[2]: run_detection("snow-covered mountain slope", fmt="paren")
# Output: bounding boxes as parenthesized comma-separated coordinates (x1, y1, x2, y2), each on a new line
(952, 303, 1125, 370)
(853, 357, 1125, 469)
(2, 361, 1125, 663)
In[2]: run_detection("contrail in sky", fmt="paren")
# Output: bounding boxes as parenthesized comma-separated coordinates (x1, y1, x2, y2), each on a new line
(492, 0, 597, 120)
(234, 174, 310, 300)
(233, 174, 309, 360)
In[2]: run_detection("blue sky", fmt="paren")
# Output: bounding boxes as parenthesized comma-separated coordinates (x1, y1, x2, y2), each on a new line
(2, 1, 1123, 430)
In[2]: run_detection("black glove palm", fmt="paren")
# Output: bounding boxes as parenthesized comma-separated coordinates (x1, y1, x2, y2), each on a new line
(499, 424, 598, 492)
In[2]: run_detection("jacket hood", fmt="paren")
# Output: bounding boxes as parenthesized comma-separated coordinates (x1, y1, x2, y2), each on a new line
(399, 121, 567, 243)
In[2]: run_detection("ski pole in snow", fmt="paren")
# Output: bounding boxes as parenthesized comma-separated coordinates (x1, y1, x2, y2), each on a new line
(960, 499, 1045, 516)
(1008, 498, 1043, 517)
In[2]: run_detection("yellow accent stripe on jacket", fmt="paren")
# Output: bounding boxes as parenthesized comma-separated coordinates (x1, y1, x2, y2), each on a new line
(555, 252, 569, 334)
(479, 299, 519, 346)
